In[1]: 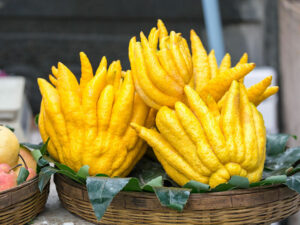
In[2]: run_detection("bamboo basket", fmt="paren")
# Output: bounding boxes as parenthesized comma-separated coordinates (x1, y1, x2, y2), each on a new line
(0, 176, 50, 225)
(55, 173, 300, 225)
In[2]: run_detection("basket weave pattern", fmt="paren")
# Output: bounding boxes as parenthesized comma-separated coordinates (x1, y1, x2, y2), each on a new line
(0, 177, 50, 225)
(55, 174, 300, 225)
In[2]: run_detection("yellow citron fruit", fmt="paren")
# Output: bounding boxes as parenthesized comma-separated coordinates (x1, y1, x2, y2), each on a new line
(131, 81, 266, 188)
(130, 19, 278, 110)
(38, 52, 155, 177)
(190, 29, 278, 105)
(129, 20, 193, 110)
(0, 126, 20, 167)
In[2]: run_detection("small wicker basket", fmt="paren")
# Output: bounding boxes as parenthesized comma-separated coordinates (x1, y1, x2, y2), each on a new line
(55, 173, 300, 225)
(0, 176, 50, 225)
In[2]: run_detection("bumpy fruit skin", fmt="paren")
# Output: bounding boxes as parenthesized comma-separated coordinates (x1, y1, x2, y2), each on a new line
(38, 53, 155, 177)
(130, 20, 278, 110)
(132, 81, 266, 188)
(0, 126, 20, 168)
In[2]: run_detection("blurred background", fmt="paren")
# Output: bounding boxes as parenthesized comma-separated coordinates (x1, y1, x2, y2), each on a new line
(0, 0, 299, 224)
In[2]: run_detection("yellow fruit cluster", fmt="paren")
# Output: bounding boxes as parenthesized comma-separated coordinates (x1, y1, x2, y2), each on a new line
(132, 81, 266, 188)
(38, 53, 155, 176)
(38, 20, 278, 185)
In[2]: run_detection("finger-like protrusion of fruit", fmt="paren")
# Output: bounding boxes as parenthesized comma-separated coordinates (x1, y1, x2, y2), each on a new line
(114, 140, 148, 177)
(148, 27, 159, 49)
(157, 47, 185, 86)
(209, 167, 231, 188)
(131, 123, 207, 182)
(220, 81, 244, 163)
(170, 31, 190, 83)
(200, 63, 256, 101)
(236, 52, 248, 66)
(97, 85, 114, 133)
(79, 52, 94, 93)
(175, 102, 220, 175)
(190, 29, 210, 92)
(82, 67, 107, 141)
(155, 150, 192, 186)
(247, 104, 266, 183)
(109, 71, 135, 136)
(225, 163, 247, 177)
(247, 76, 272, 103)
(123, 94, 149, 150)
(51, 66, 58, 78)
(254, 86, 279, 106)
(37, 78, 69, 164)
(237, 53, 248, 83)
(184, 86, 229, 164)
(129, 37, 164, 110)
(49, 75, 57, 87)
(204, 94, 220, 123)
(157, 19, 168, 42)
(178, 35, 193, 75)
(208, 50, 218, 79)
(95, 56, 107, 76)
(140, 32, 183, 97)
(240, 84, 259, 171)
(134, 41, 178, 107)
(156, 106, 209, 177)
(219, 53, 231, 75)
(39, 100, 60, 162)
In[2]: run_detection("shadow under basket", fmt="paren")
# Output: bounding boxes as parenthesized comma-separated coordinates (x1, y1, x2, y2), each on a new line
(0, 176, 50, 225)
(54, 173, 300, 225)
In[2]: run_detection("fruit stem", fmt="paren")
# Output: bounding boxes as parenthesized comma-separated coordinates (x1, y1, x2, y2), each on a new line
(18, 153, 28, 169)
(10, 163, 22, 172)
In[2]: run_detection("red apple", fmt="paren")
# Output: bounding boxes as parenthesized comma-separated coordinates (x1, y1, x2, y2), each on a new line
(0, 163, 17, 192)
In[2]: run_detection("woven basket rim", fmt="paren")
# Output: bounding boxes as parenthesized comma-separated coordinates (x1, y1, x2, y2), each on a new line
(56, 173, 285, 196)
(0, 175, 38, 196)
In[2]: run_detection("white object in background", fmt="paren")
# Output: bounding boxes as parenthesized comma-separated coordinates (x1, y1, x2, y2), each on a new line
(243, 67, 279, 134)
(0, 76, 33, 142)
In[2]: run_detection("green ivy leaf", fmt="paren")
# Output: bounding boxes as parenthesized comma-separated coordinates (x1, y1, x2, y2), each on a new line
(86, 177, 131, 220)
(142, 176, 163, 192)
(228, 176, 249, 189)
(153, 186, 191, 212)
(40, 138, 49, 155)
(266, 134, 296, 156)
(212, 183, 235, 192)
(123, 178, 142, 192)
(38, 166, 57, 192)
(77, 165, 90, 180)
(286, 173, 300, 193)
(183, 180, 210, 193)
(265, 147, 300, 172)
(250, 175, 287, 187)
(31, 150, 43, 162)
(17, 167, 29, 185)
(20, 143, 43, 152)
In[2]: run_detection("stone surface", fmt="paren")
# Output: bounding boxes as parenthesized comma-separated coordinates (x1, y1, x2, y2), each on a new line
(32, 178, 93, 225)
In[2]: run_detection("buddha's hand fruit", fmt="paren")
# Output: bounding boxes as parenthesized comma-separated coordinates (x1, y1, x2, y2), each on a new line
(0, 126, 20, 167)
(131, 81, 266, 188)
(0, 164, 17, 192)
(38, 53, 155, 177)
(129, 20, 192, 109)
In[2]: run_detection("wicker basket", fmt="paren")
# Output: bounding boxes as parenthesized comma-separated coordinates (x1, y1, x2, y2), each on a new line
(0, 176, 50, 225)
(55, 173, 300, 225)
